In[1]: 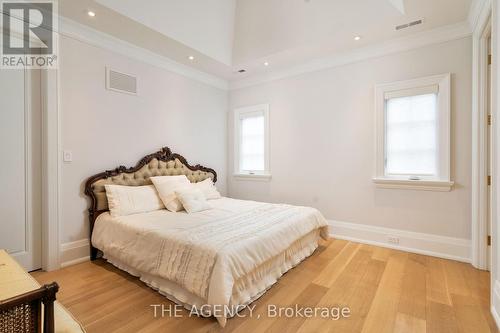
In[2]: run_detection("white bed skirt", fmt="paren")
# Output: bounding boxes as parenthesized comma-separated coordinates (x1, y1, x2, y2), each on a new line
(103, 229, 321, 320)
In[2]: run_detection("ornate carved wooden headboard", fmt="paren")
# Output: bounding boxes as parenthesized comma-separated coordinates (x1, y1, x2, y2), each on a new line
(84, 147, 217, 260)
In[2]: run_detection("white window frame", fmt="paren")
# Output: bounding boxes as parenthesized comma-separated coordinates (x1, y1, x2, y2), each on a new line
(373, 73, 454, 191)
(233, 104, 271, 180)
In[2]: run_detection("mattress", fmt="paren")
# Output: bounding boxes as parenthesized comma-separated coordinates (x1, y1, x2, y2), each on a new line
(92, 197, 329, 326)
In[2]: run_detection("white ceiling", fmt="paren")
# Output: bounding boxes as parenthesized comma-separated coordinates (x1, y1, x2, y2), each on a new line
(233, 0, 472, 71)
(94, 0, 236, 66)
(59, 0, 474, 82)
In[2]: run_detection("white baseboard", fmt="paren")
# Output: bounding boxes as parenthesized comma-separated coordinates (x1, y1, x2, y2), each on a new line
(492, 280, 500, 329)
(59, 223, 471, 268)
(60, 239, 90, 268)
(328, 220, 471, 263)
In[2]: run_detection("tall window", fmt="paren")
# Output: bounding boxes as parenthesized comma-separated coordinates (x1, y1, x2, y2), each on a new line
(234, 104, 270, 178)
(374, 74, 453, 191)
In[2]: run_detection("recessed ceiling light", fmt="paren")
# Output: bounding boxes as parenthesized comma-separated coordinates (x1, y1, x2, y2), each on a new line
(354, 36, 361, 41)
(188, 55, 195, 61)
(87, 11, 96, 17)
(264, 61, 269, 66)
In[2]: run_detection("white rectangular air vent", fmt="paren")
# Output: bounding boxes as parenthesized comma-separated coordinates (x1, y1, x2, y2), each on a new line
(106, 67, 137, 95)
(395, 19, 423, 31)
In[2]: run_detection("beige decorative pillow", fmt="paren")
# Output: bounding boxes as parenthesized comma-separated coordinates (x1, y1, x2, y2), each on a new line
(192, 178, 221, 200)
(104, 185, 164, 217)
(150, 175, 191, 212)
(175, 188, 212, 213)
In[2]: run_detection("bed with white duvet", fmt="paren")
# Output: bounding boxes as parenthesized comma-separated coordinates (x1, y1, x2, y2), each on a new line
(85, 147, 329, 327)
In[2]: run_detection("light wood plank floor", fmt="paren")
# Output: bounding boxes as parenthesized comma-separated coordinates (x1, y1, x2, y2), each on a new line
(32, 239, 499, 333)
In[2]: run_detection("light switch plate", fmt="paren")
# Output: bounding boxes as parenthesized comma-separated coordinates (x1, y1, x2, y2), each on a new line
(63, 150, 73, 162)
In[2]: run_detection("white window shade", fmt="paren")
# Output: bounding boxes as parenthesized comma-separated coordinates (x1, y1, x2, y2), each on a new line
(385, 93, 438, 177)
(384, 85, 438, 100)
(240, 115, 265, 172)
(234, 104, 270, 180)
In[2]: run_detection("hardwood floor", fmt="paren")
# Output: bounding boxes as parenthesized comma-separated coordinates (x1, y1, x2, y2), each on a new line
(32, 239, 498, 333)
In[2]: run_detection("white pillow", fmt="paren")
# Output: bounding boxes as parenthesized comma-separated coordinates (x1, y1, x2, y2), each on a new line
(192, 178, 221, 200)
(104, 185, 164, 217)
(150, 175, 191, 212)
(175, 188, 211, 213)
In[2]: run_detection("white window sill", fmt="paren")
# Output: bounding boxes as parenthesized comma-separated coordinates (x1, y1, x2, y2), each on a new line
(233, 173, 272, 181)
(372, 178, 454, 192)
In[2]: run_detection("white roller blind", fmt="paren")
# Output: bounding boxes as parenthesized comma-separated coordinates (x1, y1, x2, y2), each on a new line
(385, 93, 438, 177)
(240, 114, 265, 172)
(384, 85, 438, 100)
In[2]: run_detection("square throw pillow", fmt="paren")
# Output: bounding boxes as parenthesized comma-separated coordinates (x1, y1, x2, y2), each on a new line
(192, 178, 221, 200)
(175, 188, 211, 213)
(150, 175, 191, 212)
(104, 184, 164, 217)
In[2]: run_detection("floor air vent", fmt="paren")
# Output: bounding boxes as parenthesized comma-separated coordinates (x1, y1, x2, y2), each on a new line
(106, 68, 137, 95)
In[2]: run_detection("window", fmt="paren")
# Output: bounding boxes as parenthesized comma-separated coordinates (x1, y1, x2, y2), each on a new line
(373, 74, 453, 191)
(234, 104, 270, 179)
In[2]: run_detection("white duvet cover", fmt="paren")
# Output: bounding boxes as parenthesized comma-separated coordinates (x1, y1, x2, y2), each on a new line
(91, 197, 329, 326)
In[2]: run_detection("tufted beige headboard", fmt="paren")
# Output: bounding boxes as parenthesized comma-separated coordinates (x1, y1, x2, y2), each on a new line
(84, 147, 216, 259)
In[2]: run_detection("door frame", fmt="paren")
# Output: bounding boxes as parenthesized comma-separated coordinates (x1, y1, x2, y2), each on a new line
(41, 69, 60, 271)
(0, 23, 60, 271)
(3, 31, 61, 272)
(472, 1, 493, 270)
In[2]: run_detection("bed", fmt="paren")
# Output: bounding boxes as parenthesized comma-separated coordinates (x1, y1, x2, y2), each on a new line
(84, 147, 329, 326)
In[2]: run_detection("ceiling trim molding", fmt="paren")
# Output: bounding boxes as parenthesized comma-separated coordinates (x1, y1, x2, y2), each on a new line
(58, 16, 229, 90)
(229, 21, 472, 90)
(468, 0, 491, 31)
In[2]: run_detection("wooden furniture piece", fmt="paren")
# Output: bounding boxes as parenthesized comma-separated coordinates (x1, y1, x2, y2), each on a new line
(84, 146, 217, 260)
(0, 282, 59, 333)
(0, 250, 85, 333)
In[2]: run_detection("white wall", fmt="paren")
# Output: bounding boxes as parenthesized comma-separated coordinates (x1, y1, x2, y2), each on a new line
(59, 35, 228, 252)
(229, 38, 472, 243)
